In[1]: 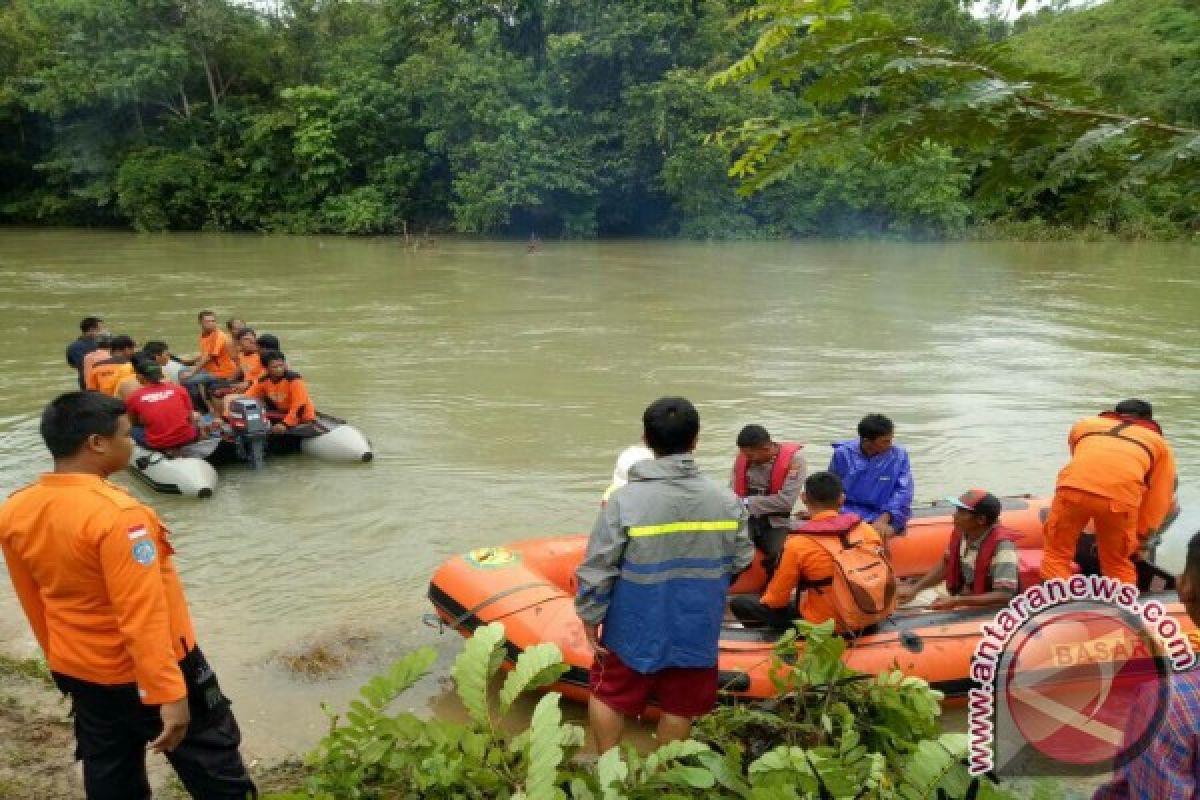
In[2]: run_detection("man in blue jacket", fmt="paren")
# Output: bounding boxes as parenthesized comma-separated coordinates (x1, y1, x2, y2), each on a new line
(575, 397, 753, 753)
(828, 414, 914, 537)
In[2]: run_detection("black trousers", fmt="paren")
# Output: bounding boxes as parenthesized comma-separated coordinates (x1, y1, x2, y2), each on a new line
(56, 673, 257, 800)
(730, 595, 796, 631)
(749, 517, 789, 579)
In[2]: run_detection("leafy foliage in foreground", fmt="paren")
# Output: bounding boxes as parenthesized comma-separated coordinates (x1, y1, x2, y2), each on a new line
(269, 620, 1013, 799)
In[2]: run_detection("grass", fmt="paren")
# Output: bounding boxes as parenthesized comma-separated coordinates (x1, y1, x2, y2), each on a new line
(0, 654, 52, 687)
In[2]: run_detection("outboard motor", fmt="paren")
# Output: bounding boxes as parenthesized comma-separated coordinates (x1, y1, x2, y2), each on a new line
(226, 397, 270, 469)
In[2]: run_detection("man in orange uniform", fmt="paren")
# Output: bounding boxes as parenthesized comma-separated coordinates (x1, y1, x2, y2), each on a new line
(80, 332, 113, 389)
(180, 310, 239, 387)
(234, 329, 265, 390)
(0, 392, 256, 800)
(731, 471, 884, 632)
(1041, 399, 1177, 586)
(86, 334, 138, 397)
(245, 350, 316, 433)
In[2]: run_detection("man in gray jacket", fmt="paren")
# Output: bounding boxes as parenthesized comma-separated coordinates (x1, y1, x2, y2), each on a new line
(576, 397, 753, 753)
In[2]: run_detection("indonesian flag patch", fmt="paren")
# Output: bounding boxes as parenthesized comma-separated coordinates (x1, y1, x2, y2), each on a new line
(127, 524, 149, 540)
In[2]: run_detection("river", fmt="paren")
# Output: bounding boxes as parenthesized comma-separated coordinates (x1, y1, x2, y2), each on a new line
(0, 229, 1197, 762)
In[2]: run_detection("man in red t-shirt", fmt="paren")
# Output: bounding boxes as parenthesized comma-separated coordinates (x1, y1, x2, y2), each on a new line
(125, 359, 200, 450)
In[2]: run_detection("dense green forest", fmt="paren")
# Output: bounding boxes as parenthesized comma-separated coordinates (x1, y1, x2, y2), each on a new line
(0, 0, 1196, 238)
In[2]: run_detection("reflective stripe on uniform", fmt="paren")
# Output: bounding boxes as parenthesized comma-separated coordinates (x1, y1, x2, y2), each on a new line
(628, 519, 740, 537)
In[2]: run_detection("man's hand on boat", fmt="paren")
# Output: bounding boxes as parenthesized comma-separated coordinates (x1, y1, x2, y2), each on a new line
(583, 622, 607, 656)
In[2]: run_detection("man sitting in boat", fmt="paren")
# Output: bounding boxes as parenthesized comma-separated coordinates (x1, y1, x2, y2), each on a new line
(178, 310, 240, 409)
(828, 413, 913, 538)
(243, 351, 317, 434)
(80, 332, 113, 391)
(85, 335, 138, 397)
(66, 316, 107, 390)
(124, 357, 201, 450)
(896, 490, 1019, 610)
(731, 471, 886, 632)
(230, 329, 264, 392)
(731, 424, 806, 576)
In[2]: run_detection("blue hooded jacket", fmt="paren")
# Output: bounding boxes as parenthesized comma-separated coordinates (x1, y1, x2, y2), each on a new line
(827, 439, 914, 531)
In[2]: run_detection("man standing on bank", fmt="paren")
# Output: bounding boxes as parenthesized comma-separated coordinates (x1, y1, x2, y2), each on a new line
(0, 392, 257, 800)
(731, 424, 806, 574)
(575, 397, 753, 753)
(1041, 398, 1177, 586)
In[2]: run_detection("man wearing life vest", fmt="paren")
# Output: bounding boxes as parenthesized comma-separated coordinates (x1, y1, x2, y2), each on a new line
(1041, 399, 1177, 586)
(898, 489, 1020, 609)
(244, 350, 317, 433)
(828, 413, 914, 537)
(731, 471, 887, 632)
(731, 425, 806, 572)
(85, 334, 138, 397)
(0, 392, 256, 799)
(575, 397, 752, 754)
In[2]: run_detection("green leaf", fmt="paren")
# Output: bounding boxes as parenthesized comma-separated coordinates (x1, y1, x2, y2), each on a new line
(451, 622, 506, 729)
(499, 642, 569, 716)
(596, 746, 629, 800)
(524, 692, 567, 800)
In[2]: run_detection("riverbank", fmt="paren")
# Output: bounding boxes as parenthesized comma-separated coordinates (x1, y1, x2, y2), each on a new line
(0, 653, 306, 799)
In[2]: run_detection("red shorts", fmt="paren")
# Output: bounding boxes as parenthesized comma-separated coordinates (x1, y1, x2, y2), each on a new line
(588, 650, 718, 719)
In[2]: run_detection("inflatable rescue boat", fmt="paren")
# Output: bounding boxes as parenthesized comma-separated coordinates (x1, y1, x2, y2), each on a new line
(429, 496, 1197, 709)
(127, 439, 220, 498)
(128, 410, 372, 496)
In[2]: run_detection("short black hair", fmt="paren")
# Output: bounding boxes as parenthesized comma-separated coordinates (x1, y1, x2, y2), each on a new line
(132, 354, 162, 380)
(40, 392, 126, 458)
(257, 334, 280, 351)
(804, 471, 844, 506)
(110, 334, 136, 352)
(642, 397, 699, 457)
(238, 328, 256, 341)
(142, 340, 169, 357)
(198, 309, 215, 321)
(261, 349, 286, 367)
(1115, 399, 1153, 419)
(80, 316, 103, 334)
(858, 413, 894, 441)
(736, 424, 771, 448)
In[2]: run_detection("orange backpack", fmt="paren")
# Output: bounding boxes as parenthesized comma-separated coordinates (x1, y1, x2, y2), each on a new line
(805, 523, 897, 633)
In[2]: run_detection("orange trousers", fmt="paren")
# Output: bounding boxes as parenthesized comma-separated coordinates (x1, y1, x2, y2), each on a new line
(1041, 487, 1138, 585)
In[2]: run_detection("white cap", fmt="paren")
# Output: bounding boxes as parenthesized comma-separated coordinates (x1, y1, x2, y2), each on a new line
(611, 444, 655, 489)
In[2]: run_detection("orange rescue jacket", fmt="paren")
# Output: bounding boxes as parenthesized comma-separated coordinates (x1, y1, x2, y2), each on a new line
(0, 474, 195, 703)
(246, 371, 316, 426)
(760, 510, 883, 626)
(1057, 414, 1177, 537)
(199, 330, 238, 379)
(239, 352, 264, 385)
(87, 356, 135, 397)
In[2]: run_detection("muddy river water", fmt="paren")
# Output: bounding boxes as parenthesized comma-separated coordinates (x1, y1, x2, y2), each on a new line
(0, 230, 1197, 762)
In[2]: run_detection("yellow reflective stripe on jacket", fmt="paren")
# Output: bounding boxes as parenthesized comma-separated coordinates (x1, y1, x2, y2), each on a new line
(628, 519, 740, 537)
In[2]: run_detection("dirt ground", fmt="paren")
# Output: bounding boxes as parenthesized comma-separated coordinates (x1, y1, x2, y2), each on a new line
(0, 654, 305, 799)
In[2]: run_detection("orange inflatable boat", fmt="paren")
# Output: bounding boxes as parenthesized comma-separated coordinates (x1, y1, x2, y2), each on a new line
(428, 496, 1197, 708)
